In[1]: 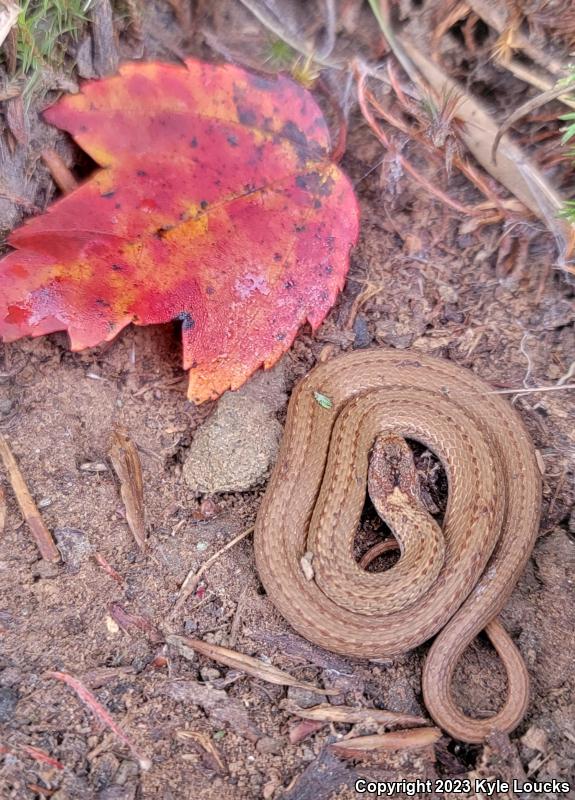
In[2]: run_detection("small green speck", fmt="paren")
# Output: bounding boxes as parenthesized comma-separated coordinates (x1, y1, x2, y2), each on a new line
(313, 391, 333, 409)
(196, 541, 209, 552)
(213, 730, 226, 740)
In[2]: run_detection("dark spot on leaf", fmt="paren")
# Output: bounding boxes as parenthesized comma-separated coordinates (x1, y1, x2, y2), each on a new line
(101, 191, 115, 199)
(282, 120, 307, 148)
(324, 264, 333, 274)
(319, 290, 328, 301)
(295, 176, 308, 189)
(111, 264, 122, 271)
(236, 104, 257, 126)
(79, 124, 87, 132)
(273, 253, 282, 262)
(313, 200, 321, 209)
(178, 312, 195, 331)
(200, 200, 208, 210)
(295, 224, 306, 232)
(227, 135, 239, 147)
(96, 298, 111, 307)
(206, 286, 215, 295)
(157, 225, 175, 238)
(115, 203, 121, 209)
(284, 279, 295, 289)
(276, 332, 286, 341)
(190, 137, 198, 148)
(136, 169, 147, 177)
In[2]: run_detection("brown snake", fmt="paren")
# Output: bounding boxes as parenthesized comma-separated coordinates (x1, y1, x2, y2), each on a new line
(254, 349, 541, 743)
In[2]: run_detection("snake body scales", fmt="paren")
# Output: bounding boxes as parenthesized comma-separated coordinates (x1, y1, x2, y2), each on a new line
(254, 349, 541, 743)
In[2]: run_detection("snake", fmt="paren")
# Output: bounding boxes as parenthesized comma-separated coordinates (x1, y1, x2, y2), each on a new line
(254, 349, 541, 743)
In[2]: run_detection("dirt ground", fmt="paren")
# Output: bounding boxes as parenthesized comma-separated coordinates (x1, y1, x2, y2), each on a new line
(1, 2, 574, 799)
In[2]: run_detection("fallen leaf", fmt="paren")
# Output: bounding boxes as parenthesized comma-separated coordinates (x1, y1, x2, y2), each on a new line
(0, 58, 359, 402)
(109, 429, 146, 551)
(281, 701, 428, 727)
(330, 726, 442, 757)
(167, 634, 339, 695)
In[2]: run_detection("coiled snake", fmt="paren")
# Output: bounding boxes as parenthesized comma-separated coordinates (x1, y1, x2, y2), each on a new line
(254, 349, 541, 743)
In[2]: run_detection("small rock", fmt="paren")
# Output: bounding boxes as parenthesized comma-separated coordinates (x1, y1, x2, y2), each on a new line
(287, 686, 325, 709)
(256, 736, 283, 755)
(31, 561, 60, 580)
(200, 667, 221, 682)
(0, 686, 19, 722)
(0, 399, 13, 416)
(79, 461, 108, 473)
(353, 315, 371, 348)
(0, 667, 21, 687)
(183, 362, 286, 493)
(54, 527, 93, 571)
(262, 781, 277, 800)
(521, 725, 548, 752)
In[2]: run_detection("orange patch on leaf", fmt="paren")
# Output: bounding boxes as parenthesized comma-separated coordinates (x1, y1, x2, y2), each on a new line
(0, 59, 359, 402)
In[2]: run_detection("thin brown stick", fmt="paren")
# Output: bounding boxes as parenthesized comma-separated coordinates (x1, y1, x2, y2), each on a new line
(40, 148, 79, 195)
(172, 525, 254, 616)
(0, 434, 60, 562)
(485, 384, 575, 396)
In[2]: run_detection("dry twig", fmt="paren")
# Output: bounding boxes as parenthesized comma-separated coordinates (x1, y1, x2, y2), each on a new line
(172, 525, 254, 615)
(0, 434, 60, 562)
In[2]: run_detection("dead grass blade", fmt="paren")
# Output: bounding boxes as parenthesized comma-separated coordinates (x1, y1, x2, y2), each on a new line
(492, 82, 575, 162)
(466, 0, 566, 76)
(167, 634, 340, 696)
(176, 730, 228, 775)
(93, 551, 124, 584)
(399, 41, 575, 259)
(0, 434, 60, 562)
(282, 701, 428, 727)
(330, 726, 442, 758)
(172, 525, 254, 616)
(109, 429, 146, 552)
(45, 670, 151, 770)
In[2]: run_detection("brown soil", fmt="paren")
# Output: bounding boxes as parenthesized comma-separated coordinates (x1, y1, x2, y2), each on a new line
(0, 2, 574, 799)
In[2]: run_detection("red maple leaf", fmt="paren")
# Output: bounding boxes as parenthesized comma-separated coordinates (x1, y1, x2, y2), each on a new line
(0, 59, 359, 402)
